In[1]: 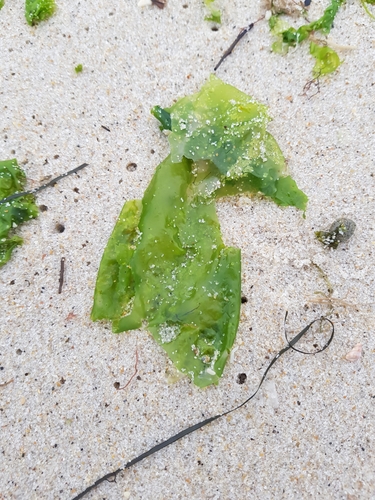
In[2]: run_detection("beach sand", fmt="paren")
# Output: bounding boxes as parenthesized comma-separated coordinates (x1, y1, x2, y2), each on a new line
(1, 1, 374, 498)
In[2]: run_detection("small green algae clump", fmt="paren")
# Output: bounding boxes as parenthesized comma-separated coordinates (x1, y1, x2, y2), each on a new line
(316, 218, 356, 249)
(75, 64, 83, 74)
(25, 0, 56, 25)
(92, 75, 307, 387)
(204, 0, 221, 23)
(0, 159, 39, 267)
(269, 0, 345, 76)
(0, 1, 5, 10)
(310, 42, 341, 77)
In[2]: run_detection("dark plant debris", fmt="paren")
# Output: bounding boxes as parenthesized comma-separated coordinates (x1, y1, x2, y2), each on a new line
(315, 218, 356, 249)
(58, 257, 65, 294)
(214, 21, 256, 71)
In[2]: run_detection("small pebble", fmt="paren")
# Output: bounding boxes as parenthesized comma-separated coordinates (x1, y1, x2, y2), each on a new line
(345, 343, 363, 362)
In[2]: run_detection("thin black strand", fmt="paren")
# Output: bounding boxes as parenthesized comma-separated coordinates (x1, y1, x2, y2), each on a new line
(72, 314, 334, 500)
(0, 163, 89, 205)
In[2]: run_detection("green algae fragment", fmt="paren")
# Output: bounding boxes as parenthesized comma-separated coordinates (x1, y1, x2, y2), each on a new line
(204, 0, 221, 24)
(151, 105, 171, 131)
(270, 0, 345, 51)
(269, 0, 345, 75)
(75, 64, 83, 73)
(310, 42, 341, 77)
(0, 1, 4, 10)
(25, 0, 56, 25)
(361, 0, 375, 19)
(315, 218, 356, 249)
(92, 75, 307, 387)
(0, 159, 39, 267)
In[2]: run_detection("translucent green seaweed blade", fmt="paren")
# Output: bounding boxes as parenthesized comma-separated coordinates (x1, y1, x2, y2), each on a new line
(93, 156, 241, 387)
(164, 77, 307, 210)
(92, 76, 307, 387)
(270, 0, 346, 56)
(167, 74, 269, 173)
(204, 0, 221, 24)
(91, 199, 142, 321)
(0, 159, 39, 267)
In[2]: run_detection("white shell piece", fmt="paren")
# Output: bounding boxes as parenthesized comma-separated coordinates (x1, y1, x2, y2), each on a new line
(138, 0, 152, 6)
(345, 343, 363, 362)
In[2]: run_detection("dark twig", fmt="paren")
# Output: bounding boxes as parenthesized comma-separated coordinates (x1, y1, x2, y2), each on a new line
(0, 379, 14, 388)
(0, 163, 89, 205)
(301, 73, 321, 99)
(58, 257, 65, 294)
(71, 313, 334, 500)
(101, 125, 111, 132)
(214, 17, 263, 71)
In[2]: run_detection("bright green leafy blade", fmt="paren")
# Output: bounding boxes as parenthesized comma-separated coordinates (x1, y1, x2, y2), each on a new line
(92, 156, 241, 387)
(92, 75, 307, 387)
(162, 75, 307, 210)
(166, 75, 269, 171)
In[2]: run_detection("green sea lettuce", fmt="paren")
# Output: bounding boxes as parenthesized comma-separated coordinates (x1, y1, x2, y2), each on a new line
(0, 159, 39, 267)
(92, 75, 307, 387)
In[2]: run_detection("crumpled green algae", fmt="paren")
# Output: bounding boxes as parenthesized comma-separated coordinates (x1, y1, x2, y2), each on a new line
(0, 159, 39, 267)
(269, 0, 345, 76)
(310, 42, 341, 77)
(25, 0, 56, 25)
(92, 75, 307, 387)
